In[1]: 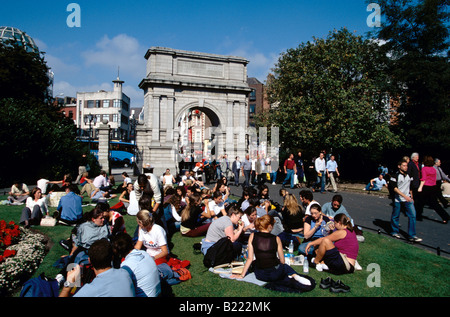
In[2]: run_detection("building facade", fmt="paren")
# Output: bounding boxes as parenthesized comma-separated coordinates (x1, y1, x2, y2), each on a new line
(136, 47, 252, 176)
(76, 77, 131, 140)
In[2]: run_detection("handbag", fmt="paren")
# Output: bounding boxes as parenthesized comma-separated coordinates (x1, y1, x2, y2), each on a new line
(40, 217, 56, 227)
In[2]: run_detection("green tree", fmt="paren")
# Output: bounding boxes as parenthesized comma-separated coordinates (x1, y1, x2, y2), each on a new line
(0, 41, 83, 186)
(368, 0, 450, 156)
(261, 28, 401, 158)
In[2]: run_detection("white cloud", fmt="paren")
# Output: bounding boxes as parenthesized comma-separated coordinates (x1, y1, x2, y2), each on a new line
(227, 45, 278, 83)
(81, 34, 145, 80)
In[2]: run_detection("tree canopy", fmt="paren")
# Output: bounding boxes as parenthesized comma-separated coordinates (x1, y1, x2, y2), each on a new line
(368, 0, 450, 156)
(0, 41, 83, 186)
(261, 28, 401, 157)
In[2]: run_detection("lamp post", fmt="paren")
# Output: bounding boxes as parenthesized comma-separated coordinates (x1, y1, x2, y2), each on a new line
(84, 113, 97, 151)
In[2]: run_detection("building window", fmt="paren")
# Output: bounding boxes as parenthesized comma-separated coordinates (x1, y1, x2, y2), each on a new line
(103, 100, 110, 108)
(95, 100, 101, 108)
(113, 99, 122, 108)
(102, 114, 109, 122)
(250, 89, 256, 101)
(113, 114, 118, 122)
(249, 104, 256, 114)
(87, 100, 94, 108)
(95, 114, 101, 124)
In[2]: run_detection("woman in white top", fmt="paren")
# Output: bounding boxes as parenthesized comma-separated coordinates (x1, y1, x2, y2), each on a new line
(162, 169, 176, 188)
(135, 209, 169, 266)
(20, 187, 48, 227)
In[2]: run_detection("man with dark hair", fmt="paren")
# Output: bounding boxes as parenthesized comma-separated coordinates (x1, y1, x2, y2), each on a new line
(60, 239, 135, 297)
(56, 185, 83, 226)
(390, 160, 422, 243)
(111, 233, 161, 297)
(299, 189, 320, 216)
(321, 194, 353, 224)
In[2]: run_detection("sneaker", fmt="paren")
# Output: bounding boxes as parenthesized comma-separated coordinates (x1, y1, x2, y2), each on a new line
(391, 233, 401, 239)
(354, 260, 362, 271)
(409, 236, 422, 243)
(319, 277, 333, 289)
(330, 279, 350, 293)
(59, 239, 71, 251)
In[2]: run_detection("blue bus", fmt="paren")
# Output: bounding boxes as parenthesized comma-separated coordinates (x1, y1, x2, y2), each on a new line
(77, 139, 135, 167)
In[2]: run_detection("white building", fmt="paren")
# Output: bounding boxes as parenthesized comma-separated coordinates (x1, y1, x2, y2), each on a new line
(76, 76, 131, 140)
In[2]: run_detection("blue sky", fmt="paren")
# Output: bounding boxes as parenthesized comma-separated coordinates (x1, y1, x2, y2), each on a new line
(1, 0, 376, 108)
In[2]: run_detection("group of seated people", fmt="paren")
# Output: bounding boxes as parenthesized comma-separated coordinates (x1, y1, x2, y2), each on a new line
(199, 184, 361, 279)
(13, 165, 362, 296)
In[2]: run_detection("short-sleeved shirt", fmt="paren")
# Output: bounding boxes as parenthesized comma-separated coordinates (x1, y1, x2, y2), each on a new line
(74, 268, 135, 297)
(121, 249, 161, 297)
(304, 214, 331, 242)
(205, 216, 233, 243)
(372, 178, 387, 189)
(138, 224, 168, 258)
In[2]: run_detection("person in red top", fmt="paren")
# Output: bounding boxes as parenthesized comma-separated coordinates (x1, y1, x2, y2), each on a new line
(418, 156, 449, 224)
(282, 154, 297, 189)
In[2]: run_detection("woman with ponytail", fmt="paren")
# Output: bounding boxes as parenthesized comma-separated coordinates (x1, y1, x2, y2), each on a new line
(305, 213, 359, 275)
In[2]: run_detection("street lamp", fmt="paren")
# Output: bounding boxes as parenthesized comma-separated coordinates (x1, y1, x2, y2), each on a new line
(84, 113, 97, 151)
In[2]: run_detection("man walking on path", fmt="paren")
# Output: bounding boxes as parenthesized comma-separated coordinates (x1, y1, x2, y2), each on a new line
(326, 155, 340, 193)
(314, 152, 326, 193)
(408, 152, 422, 220)
(390, 160, 422, 243)
(282, 153, 297, 189)
(434, 158, 450, 208)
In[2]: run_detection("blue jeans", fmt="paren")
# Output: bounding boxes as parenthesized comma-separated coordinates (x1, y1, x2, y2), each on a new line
(283, 169, 295, 188)
(244, 170, 251, 187)
(365, 183, 380, 191)
(316, 172, 326, 192)
(271, 172, 277, 183)
(391, 201, 417, 238)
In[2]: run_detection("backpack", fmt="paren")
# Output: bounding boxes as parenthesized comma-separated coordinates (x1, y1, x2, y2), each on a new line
(203, 237, 235, 268)
(20, 273, 60, 297)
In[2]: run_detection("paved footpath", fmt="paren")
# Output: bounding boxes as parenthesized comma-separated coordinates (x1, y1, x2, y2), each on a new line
(227, 181, 450, 259)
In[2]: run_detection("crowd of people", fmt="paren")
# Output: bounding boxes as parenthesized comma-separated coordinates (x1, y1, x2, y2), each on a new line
(5, 150, 449, 297)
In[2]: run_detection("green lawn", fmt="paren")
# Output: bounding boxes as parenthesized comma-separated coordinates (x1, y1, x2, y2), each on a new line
(1, 195, 449, 297)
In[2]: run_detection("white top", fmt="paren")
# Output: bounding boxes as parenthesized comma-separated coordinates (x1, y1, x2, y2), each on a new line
(26, 196, 48, 215)
(315, 157, 326, 172)
(305, 200, 321, 216)
(37, 179, 49, 194)
(208, 200, 224, 217)
(138, 224, 168, 258)
(163, 175, 174, 185)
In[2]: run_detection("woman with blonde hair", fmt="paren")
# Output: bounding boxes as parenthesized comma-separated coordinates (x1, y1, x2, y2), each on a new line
(234, 215, 314, 291)
(135, 209, 169, 265)
(281, 193, 304, 234)
(305, 213, 359, 275)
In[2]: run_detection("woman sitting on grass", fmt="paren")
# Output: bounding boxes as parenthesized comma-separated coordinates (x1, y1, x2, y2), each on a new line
(180, 192, 212, 237)
(135, 209, 170, 266)
(233, 215, 314, 290)
(305, 213, 359, 274)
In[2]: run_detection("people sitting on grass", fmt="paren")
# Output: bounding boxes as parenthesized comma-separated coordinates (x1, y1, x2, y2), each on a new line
(233, 214, 314, 291)
(180, 192, 212, 237)
(59, 239, 135, 297)
(111, 232, 161, 297)
(8, 181, 30, 204)
(305, 213, 359, 275)
(201, 204, 244, 256)
(56, 185, 83, 226)
(299, 189, 320, 216)
(298, 204, 331, 256)
(321, 194, 354, 225)
(19, 187, 49, 228)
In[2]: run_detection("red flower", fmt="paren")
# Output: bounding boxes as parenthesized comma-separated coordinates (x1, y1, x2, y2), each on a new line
(3, 249, 16, 258)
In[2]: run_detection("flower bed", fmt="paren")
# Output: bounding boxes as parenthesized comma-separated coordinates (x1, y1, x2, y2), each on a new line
(0, 220, 47, 296)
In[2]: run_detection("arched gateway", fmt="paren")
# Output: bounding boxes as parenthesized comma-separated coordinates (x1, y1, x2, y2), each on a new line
(136, 47, 252, 176)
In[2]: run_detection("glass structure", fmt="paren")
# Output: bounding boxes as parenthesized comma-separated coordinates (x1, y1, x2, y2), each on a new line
(0, 26, 39, 53)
